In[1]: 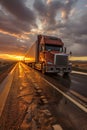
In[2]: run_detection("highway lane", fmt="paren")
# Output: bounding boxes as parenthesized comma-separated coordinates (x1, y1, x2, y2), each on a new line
(21, 63, 87, 129)
(70, 72, 87, 97)
(0, 62, 87, 130)
(42, 70, 87, 105)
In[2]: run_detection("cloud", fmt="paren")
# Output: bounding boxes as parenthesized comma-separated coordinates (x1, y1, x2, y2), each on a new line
(33, 0, 87, 56)
(0, 0, 78, 38)
(33, 0, 47, 21)
(48, 1, 64, 24)
(62, 11, 87, 39)
(0, 6, 36, 39)
(34, 0, 63, 25)
(61, 0, 78, 20)
(68, 43, 87, 56)
(72, 12, 87, 36)
(0, 33, 30, 55)
(48, 9, 87, 43)
(0, 0, 36, 24)
(34, 0, 78, 22)
(0, 0, 37, 39)
(0, 0, 86, 56)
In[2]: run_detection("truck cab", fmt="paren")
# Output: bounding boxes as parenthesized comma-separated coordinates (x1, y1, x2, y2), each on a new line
(25, 35, 72, 75)
(38, 35, 72, 75)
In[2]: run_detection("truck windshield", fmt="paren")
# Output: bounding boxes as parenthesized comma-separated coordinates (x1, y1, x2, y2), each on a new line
(45, 44, 63, 52)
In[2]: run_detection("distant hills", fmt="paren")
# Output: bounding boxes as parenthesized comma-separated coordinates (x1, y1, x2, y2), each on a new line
(69, 56, 87, 62)
(0, 58, 16, 63)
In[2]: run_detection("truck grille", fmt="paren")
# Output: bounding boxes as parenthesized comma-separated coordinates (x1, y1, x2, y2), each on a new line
(54, 54, 68, 66)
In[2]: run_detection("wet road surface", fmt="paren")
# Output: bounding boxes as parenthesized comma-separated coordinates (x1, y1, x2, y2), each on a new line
(0, 62, 87, 130)
(70, 72, 87, 97)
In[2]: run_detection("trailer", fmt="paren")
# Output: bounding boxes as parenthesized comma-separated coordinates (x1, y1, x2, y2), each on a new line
(25, 35, 72, 75)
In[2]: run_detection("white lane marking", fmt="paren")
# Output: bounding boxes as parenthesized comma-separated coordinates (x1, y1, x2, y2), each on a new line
(72, 71, 87, 76)
(20, 63, 87, 112)
(0, 64, 17, 117)
(69, 90, 87, 103)
(42, 78, 87, 113)
(71, 79, 79, 84)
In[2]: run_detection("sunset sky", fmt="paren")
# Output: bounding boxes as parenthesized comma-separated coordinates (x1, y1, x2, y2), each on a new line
(0, 0, 87, 60)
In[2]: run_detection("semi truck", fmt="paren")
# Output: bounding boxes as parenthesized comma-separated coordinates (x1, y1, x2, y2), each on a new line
(25, 35, 72, 75)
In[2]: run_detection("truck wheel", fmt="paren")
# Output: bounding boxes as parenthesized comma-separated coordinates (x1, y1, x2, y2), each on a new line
(42, 63, 46, 74)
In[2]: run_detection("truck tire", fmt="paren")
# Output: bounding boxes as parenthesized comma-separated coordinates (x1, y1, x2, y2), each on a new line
(42, 63, 46, 74)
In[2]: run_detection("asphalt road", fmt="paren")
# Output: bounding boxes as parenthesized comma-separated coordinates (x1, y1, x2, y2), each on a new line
(70, 72, 87, 97)
(0, 62, 87, 130)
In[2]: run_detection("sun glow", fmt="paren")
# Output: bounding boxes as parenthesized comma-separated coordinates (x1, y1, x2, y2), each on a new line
(24, 57, 34, 63)
(47, 0, 51, 4)
(69, 56, 87, 61)
(61, 10, 66, 19)
(0, 29, 29, 40)
(0, 53, 24, 61)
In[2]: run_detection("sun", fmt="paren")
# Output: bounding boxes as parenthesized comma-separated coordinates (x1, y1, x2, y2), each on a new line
(14, 56, 24, 61)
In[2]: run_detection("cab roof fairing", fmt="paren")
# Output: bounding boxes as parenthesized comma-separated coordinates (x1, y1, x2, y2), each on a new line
(39, 35, 64, 46)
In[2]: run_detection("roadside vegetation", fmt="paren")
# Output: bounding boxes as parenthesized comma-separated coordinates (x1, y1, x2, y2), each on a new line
(0, 60, 16, 83)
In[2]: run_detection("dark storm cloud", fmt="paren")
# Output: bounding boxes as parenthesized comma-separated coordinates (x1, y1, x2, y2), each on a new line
(75, 38, 87, 45)
(34, 0, 63, 24)
(46, 9, 87, 47)
(62, 11, 87, 43)
(0, 12, 30, 35)
(0, 0, 37, 39)
(0, 0, 86, 56)
(72, 12, 87, 36)
(0, 8, 36, 39)
(33, 0, 47, 17)
(34, 0, 78, 25)
(0, 0, 36, 24)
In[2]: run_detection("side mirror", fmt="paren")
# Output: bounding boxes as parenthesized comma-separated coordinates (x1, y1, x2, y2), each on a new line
(69, 51, 72, 56)
(64, 47, 66, 53)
